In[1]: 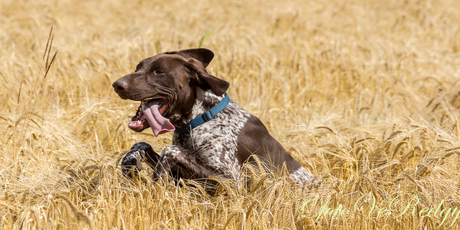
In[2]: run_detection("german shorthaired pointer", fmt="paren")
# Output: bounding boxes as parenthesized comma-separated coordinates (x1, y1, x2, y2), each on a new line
(112, 48, 316, 188)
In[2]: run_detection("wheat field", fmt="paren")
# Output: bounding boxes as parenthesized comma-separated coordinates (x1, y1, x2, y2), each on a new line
(1, 0, 460, 229)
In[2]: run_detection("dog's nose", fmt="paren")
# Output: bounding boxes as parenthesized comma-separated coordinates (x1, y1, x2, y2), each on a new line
(112, 79, 128, 92)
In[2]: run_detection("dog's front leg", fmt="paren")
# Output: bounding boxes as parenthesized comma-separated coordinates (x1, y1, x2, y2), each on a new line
(154, 145, 227, 182)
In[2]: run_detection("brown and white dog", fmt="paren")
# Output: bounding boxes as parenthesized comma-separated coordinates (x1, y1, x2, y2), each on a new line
(112, 48, 316, 188)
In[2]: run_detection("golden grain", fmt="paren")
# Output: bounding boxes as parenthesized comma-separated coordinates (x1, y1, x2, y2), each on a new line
(2, 0, 460, 229)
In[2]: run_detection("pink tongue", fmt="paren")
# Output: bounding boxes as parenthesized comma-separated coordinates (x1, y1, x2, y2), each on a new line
(143, 101, 175, 136)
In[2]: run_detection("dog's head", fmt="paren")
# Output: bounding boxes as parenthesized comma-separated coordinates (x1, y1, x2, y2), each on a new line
(112, 48, 229, 135)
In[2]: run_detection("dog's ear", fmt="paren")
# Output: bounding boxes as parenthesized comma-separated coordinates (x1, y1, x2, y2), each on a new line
(166, 48, 214, 68)
(184, 58, 229, 96)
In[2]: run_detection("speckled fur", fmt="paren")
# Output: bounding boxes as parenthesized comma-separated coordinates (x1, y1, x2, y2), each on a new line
(163, 89, 317, 187)
(171, 91, 250, 179)
(290, 167, 318, 187)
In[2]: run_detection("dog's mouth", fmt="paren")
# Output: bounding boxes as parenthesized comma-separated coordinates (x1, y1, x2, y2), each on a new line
(128, 98, 175, 136)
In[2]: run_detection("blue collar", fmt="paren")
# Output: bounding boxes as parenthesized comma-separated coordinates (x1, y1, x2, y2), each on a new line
(174, 93, 230, 134)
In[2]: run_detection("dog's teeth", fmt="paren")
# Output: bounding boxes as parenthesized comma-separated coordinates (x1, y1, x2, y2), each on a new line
(137, 120, 142, 125)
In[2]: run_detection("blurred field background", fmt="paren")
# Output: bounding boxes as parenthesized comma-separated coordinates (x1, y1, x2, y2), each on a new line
(1, 0, 460, 229)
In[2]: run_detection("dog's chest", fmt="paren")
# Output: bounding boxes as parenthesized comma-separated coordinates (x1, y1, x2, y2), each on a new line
(174, 102, 250, 177)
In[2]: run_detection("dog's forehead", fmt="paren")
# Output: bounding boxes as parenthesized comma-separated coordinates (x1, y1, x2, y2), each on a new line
(141, 53, 186, 67)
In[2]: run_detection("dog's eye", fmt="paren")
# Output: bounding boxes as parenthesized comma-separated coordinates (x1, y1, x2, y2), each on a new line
(154, 70, 165, 75)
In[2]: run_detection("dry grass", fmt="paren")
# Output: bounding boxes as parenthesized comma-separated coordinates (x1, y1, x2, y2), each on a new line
(1, 0, 460, 229)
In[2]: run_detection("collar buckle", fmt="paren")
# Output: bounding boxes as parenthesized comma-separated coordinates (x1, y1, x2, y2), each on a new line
(202, 111, 213, 122)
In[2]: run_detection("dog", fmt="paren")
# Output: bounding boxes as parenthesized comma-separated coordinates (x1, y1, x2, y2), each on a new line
(112, 48, 317, 188)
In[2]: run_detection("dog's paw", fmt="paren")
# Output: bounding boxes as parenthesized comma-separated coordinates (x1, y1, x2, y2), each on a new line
(121, 144, 147, 176)
(121, 142, 161, 178)
(121, 152, 142, 176)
